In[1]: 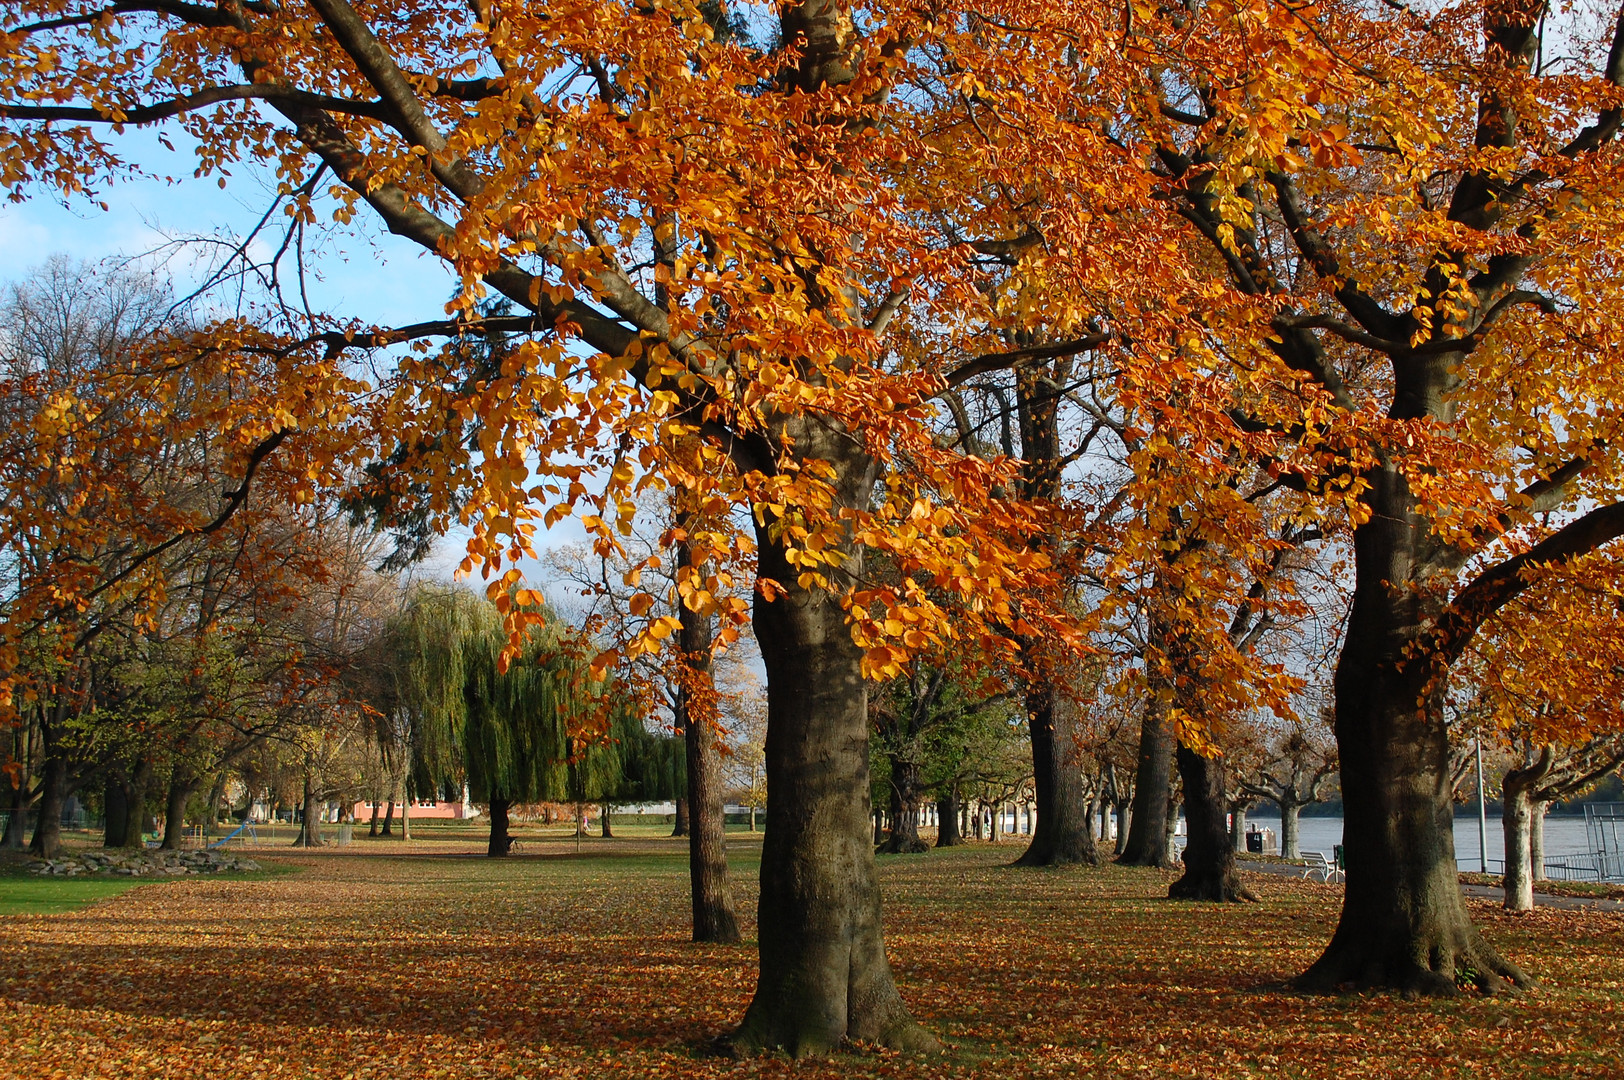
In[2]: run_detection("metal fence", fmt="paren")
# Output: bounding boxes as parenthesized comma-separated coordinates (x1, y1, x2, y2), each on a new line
(1484, 855, 1607, 882)
(1584, 803, 1624, 882)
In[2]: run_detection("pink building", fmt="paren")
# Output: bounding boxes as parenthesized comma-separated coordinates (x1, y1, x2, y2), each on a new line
(353, 789, 480, 821)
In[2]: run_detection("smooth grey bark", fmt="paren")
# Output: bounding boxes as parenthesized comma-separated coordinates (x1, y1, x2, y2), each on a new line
(1229, 803, 1248, 854)
(1502, 783, 1536, 912)
(1280, 803, 1302, 860)
(1240, 737, 1335, 862)
(1530, 802, 1546, 882)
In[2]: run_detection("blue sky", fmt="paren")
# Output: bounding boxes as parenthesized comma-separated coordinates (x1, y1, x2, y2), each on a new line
(0, 131, 457, 327)
(0, 131, 596, 584)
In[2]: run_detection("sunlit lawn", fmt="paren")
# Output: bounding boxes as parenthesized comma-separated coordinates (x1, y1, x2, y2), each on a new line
(1, 830, 1619, 1078)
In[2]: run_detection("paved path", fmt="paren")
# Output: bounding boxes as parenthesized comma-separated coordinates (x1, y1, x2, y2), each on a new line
(1237, 858, 1624, 912)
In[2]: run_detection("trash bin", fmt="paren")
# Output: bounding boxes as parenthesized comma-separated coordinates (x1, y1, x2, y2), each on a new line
(1246, 831, 1264, 854)
(1333, 843, 1344, 868)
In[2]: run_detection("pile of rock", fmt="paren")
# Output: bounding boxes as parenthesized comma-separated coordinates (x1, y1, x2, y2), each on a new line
(30, 849, 262, 876)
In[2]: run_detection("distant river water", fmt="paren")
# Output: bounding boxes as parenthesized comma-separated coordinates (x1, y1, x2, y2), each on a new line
(1239, 813, 1597, 872)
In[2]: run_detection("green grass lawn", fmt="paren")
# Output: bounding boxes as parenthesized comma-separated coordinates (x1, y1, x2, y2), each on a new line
(0, 846, 300, 916)
(0, 873, 150, 916)
(0, 834, 1619, 1079)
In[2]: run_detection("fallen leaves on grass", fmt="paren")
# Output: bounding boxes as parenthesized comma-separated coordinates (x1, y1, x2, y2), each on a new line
(0, 838, 1620, 1079)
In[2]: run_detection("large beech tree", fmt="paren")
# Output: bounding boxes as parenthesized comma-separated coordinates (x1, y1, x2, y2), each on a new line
(1142, 0, 1624, 993)
(1, 0, 1205, 1052)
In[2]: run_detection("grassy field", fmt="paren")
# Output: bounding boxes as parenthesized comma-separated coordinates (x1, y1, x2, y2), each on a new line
(0, 872, 148, 917)
(0, 831, 1620, 1079)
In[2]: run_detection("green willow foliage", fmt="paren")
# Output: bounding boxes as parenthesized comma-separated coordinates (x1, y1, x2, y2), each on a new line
(385, 584, 678, 808)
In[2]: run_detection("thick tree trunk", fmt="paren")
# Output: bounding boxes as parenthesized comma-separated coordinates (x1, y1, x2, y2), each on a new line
(488, 796, 512, 856)
(160, 769, 198, 850)
(116, 759, 152, 848)
(1120, 698, 1176, 867)
(1161, 788, 1180, 865)
(879, 757, 928, 854)
(203, 771, 228, 837)
(3, 783, 29, 850)
(1016, 680, 1100, 866)
(368, 800, 380, 837)
(381, 800, 395, 836)
(1280, 801, 1302, 860)
(1298, 460, 1528, 995)
(673, 556, 743, 942)
(1169, 745, 1257, 902)
(935, 795, 963, 847)
(686, 706, 741, 941)
(400, 792, 411, 840)
(729, 535, 936, 1056)
(672, 795, 690, 837)
(104, 769, 129, 849)
(1230, 803, 1248, 854)
(1530, 801, 1547, 882)
(601, 802, 614, 838)
(294, 770, 325, 847)
(1502, 784, 1535, 912)
(1112, 798, 1131, 856)
(28, 752, 68, 859)
(2, 720, 29, 850)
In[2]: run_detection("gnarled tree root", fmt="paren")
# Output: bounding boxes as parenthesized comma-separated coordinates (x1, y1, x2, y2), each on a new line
(1168, 871, 1258, 903)
(877, 837, 931, 855)
(1294, 937, 1533, 997)
(726, 1007, 942, 1058)
(1014, 835, 1102, 868)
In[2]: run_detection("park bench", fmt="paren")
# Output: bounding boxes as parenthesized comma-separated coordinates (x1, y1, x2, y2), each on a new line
(1302, 851, 1344, 884)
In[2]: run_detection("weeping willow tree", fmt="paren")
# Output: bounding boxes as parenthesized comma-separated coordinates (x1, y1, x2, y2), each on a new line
(387, 583, 674, 855)
(461, 608, 575, 854)
(566, 708, 682, 838)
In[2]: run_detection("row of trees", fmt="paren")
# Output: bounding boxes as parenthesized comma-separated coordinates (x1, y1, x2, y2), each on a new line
(7, 0, 1624, 1056)
(0, 260, 686, 858)
(0, 258, 391, 856)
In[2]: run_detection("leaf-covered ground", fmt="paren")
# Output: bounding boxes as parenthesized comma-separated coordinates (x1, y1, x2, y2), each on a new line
(1, 832, 1620, 1079)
